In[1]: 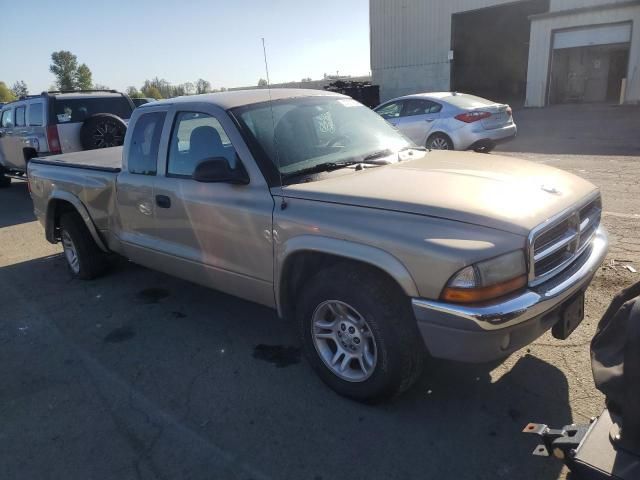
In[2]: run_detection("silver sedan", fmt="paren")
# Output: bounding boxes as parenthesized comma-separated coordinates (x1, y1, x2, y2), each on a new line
(374, 92, 517, 153)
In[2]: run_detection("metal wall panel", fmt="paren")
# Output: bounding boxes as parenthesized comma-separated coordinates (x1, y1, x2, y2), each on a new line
(553, 23, 632, 49)
(370, 0, 530, 100)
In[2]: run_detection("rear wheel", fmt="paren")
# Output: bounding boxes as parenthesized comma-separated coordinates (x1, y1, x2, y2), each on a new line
(60, 212, 108, 280)
(296, 263, 425, 402)
(426, 133, 454, 151)
(474, 143, 495, 154)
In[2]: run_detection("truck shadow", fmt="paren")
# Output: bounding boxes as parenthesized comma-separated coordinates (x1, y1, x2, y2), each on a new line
(1, 253, 570, 480)
(0, 182, 36, 228)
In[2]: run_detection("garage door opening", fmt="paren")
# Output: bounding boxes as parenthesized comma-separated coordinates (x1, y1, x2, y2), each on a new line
(548, 23, 631, 105)
(451, 0, 550, 106)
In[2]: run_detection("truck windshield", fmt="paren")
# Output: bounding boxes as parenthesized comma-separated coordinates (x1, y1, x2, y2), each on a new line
(232, 97, 412, 178)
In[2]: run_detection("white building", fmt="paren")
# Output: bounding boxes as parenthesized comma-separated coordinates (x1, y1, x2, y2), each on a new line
(370, 0, 640, 106)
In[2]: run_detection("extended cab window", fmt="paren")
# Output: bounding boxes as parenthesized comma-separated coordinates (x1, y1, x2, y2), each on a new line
(167, 112, 235, 178)
(128, 111, 166, 175)
(15, 106, 26, 127)
(28, 103, 43, 126)
(1, 109, 13, 128)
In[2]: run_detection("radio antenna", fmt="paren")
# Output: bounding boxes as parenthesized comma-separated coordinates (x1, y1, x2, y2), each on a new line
(262, 37, 286, 210)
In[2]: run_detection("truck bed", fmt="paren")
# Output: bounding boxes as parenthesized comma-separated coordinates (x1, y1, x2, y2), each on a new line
(28, 147, 121, 242)
(31, 146, 122, 172)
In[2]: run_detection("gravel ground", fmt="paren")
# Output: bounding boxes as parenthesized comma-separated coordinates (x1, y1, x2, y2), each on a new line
(1, 107, 639, 479)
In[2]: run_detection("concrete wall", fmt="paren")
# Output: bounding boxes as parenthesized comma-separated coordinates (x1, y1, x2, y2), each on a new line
(370, 0, 530, 101)
(526, 3, 640, 106)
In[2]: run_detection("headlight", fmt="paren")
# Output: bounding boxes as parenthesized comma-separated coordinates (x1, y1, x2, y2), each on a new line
(441, 250, 527, 304)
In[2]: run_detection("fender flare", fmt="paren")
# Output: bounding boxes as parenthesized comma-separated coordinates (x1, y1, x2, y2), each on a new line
(45, 190, 109, 252)
(276, 235, 419, 316)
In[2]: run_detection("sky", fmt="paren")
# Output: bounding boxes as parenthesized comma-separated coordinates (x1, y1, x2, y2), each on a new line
(0, 0, 370, 93)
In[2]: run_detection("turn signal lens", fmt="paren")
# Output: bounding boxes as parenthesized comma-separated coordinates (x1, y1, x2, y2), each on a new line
(441, 274, 527, 304)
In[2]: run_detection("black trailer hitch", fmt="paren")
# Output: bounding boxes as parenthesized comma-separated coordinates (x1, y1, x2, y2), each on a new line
(522, 421, 593, 460)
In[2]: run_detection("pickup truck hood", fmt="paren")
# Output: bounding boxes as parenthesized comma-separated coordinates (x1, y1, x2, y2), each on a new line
(282, 151, 598, 236)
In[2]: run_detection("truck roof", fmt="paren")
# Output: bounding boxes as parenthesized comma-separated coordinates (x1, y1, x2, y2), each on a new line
(146, 88, 346, 110)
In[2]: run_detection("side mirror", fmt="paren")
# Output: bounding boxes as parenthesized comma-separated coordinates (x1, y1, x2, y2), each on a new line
(192, 156, 249, 185)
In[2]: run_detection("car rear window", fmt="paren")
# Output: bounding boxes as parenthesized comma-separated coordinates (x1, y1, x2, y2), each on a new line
(52, 97, 133, 124)
(445, 94, 497, 109)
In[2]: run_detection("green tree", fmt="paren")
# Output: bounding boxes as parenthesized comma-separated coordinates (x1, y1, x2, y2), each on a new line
(258, 78, 268, 87)
(0, 82, 16, 102)
(50, 50, 79, 90)
(76, 64, 93, 90)
(142, 85, 163, 99)
(195, 78, 211, 94)
(11, 80, 29, 98)
(183, 82, 195, 95)
(126, 86, 143, 98)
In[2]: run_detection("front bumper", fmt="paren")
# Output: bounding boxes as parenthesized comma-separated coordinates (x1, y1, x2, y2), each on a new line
(412, 227, 608, 363)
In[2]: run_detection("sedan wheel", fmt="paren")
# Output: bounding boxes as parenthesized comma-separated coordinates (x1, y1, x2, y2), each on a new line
(427, 133, 453, 150)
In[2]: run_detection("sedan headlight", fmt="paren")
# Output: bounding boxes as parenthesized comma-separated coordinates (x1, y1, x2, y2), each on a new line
(441, 250, 527, 304)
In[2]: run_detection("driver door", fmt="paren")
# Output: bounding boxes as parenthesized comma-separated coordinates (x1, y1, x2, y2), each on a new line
(151, 106, 275, 307)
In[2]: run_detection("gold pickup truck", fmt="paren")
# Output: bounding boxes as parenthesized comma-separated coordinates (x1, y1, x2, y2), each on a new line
(27, 89, 608, 401)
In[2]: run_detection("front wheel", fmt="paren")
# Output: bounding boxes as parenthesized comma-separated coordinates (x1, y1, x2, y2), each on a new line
(426, 133, 454, 151)
(297, 263, 425, 402)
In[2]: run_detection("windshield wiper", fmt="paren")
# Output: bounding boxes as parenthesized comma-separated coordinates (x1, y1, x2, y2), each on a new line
(362, 149, 394, 162)
(400, 146, 427, 152)
(282, 161, 360, 179)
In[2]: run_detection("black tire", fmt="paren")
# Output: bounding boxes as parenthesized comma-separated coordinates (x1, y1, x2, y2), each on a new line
(296, 263, 425, 402)
(473, 143, 495, 154)
(0, 173, 10, 188)
(426, 132, 454, 151)
(80, 113, 127, 150)
(60, 212, 109, 280)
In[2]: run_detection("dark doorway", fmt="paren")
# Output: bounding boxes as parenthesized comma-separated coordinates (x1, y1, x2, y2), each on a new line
(549, 44, 630, 104)
(451, 0, 550, 106)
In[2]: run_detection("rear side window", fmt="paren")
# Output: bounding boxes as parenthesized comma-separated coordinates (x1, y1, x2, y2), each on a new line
(167, 112, 234, 178)
(402, 99, 442, 116)
(1, 110, 12, 128)
(28, 103, 43, 126)
(52, 97, 133, 124)
(15, 106, 26, 127)
(128, 111, 166, 175)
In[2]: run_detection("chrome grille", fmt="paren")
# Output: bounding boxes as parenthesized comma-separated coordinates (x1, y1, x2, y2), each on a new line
(529, 195, 602, 286)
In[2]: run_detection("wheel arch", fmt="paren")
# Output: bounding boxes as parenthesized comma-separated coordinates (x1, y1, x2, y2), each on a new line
(276, 236, 419, 320)
(45, 192, 109, 252)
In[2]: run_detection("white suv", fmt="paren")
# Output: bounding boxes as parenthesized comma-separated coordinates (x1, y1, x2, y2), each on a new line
(0, 90, 134, 187)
